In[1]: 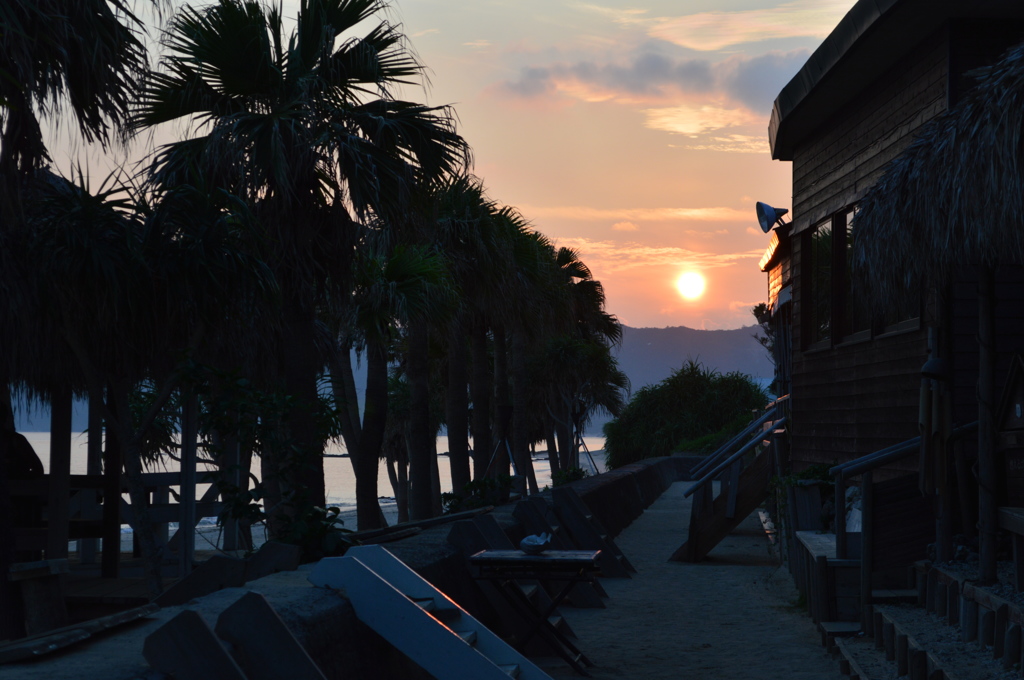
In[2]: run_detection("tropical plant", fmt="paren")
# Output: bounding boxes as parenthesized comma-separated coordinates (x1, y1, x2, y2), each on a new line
(603, 360, 767, 469)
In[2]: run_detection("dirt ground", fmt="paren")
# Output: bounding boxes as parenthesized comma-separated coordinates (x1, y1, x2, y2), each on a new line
(539, 482, 843, 679)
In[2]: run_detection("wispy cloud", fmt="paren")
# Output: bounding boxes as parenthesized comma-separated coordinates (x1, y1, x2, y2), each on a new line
(520, 205, 748, 222)
(571, 3, 651, 26)
(649, 0, 853, 51)
(644, 104, 759, 135)
(464, 40, 492, 49)
(555, 237, 762, 273)
(669, 134, 769, 154)
(412, 28, 439, 38)
(498, 49, 808, 113)
(612, 221, 639, 231)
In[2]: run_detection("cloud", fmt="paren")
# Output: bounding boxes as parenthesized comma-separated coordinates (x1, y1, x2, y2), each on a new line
(644, 104, 758, 135)
(520, 205, 748, 222)
(649, 0, 853, 51)
(571, 3, 651, 26)
(412, 28, 439, 38)
(554, 237, 763, 273)
(729, 300, 765, 313)
(612, 221, 639, 231)
(464, 40, 491, 49)
(668, 134, 769, 154)
(497, 49, 809, 135)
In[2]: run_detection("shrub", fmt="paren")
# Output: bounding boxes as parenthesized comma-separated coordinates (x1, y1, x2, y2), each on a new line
(603, 360, 767, 468)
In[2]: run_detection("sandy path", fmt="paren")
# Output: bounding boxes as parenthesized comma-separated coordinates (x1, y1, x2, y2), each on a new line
(541, 482, 842, 679)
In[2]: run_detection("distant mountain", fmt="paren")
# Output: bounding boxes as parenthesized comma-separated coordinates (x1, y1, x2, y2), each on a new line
(583, 325, 773, 436)
(615, 325, 773, 393)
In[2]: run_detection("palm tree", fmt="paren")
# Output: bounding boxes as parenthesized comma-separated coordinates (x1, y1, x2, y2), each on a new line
(133, 0, 467, 538)
(331, 239, 448, 529)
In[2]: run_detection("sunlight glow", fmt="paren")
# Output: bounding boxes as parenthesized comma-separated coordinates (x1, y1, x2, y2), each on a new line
(676, 272, 706, 300)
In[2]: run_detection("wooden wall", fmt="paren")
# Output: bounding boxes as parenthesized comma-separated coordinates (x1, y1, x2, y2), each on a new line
(786, 32, 949, 471)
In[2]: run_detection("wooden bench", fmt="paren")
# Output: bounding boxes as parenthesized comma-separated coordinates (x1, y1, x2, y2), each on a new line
(794, 531, 860, 625)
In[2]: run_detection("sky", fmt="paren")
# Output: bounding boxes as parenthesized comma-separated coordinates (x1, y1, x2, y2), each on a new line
(54, 0, 859, 331)
(388, 0, 859, 329)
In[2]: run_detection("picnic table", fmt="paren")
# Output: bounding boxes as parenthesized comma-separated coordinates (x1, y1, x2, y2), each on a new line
(469, 549, 600, 676)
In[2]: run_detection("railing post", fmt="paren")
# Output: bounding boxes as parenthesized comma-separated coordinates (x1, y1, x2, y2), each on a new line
(861, 470, 874, 633)
(835, 476, 847, 559)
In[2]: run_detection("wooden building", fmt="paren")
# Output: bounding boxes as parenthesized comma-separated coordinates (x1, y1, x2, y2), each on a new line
(766, 0, 1024, 475)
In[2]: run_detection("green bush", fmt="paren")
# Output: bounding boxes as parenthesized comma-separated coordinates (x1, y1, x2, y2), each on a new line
(603, 360, 767, 469)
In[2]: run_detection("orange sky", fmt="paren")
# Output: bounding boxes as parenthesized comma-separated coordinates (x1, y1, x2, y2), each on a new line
(49, 0, 859, 330)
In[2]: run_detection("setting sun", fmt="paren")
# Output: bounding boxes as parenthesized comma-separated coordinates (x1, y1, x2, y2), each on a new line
(675, 272, 706, 300)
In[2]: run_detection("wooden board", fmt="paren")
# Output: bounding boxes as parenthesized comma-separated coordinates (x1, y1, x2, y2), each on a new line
(215, 592, 326, 680)
(143, 609, 247, 680)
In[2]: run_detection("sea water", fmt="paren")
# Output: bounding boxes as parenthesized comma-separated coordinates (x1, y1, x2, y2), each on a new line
(23, 433, 607, 547)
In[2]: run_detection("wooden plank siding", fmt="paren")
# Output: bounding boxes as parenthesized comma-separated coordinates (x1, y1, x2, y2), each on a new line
(790, 31, 950, 237)
(787, 30, 950, 472)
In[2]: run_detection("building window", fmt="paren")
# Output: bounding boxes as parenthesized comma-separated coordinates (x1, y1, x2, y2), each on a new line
(839, 208, 872, 340)
(803, 205, 919, 350)
(806, 218, 832, 346)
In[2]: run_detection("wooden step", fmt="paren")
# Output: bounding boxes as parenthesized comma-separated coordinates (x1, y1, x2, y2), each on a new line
(872, 589, 918, 604)
(875, 603, 1017, 680)
(819, 621, 861, 650)
(833, 635, 893, 680)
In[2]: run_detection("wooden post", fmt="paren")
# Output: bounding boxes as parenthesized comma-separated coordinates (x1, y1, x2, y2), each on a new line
(978, 264, 997, 584)
(180, 393, 199, 576)
(46, 387, 72, 559)
(860, 471, 874, 632)
(835, 477, 847, 559)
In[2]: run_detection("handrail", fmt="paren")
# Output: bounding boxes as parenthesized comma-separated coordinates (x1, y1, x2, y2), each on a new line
(683, 416, 787, 498)
(830, 421, 978, 481)
(688, 407, 780, 479)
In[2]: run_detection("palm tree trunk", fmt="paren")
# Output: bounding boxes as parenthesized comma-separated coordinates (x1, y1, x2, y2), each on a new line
(280, 300, 327, 513)
(556, 402, 574, 472)
(331, 342, 388, 530)
(511, 331, 537, 494)
(407, 318, 434, 520)
(447, 321, 471, 495)
(544, 415, 561, 477)
(493, 325, 511, 479)
(0, 382, 20, 639)
(470, 319, 492, 481)
(978, 264, 996, 584)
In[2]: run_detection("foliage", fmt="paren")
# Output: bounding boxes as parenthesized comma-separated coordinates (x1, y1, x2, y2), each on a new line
(675, 412, 757, 455)
(751, 302, 774, 363)
(603, 360, 767, 469)
(275, 505, 356, 561)
(552, 466, 588, 487)
(441, 475, 512, 514)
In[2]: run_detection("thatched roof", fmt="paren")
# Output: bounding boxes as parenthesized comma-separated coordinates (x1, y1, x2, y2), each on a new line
(853, 40, 1024, 299)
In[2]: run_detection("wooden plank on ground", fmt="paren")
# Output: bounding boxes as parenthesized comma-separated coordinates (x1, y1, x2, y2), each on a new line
(155, 555, 245, 607)
(143, 610, 247, 680)
(0, 603, 158, 665)
(552, 486, 636, 573)
(215, 592, 326, 680)
(551, 490, 630, 578)
(244, 541, 301, 582)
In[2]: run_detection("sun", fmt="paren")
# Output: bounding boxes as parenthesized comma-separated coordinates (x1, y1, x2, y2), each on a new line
(676, 272, 706, 300)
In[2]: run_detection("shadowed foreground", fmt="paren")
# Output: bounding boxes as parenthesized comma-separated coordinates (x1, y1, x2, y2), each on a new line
(542, 482, 841, 679)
